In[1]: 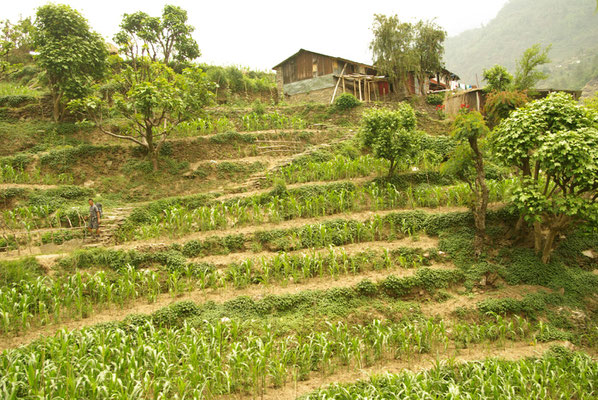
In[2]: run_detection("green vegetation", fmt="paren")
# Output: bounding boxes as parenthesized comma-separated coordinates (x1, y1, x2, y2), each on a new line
(513, 44, 551, 90)
(483, 90, 529, 128)
(371, 15, 446, 95)
(72, 60, 214, 171)
(0, 3, 596, 399)
(303, 349, 598, 399)
(482, 65, 513, 92)
(360, 104, 421, 176)
(492, 92, 598, 262)
(445, 109, 489, 251)
(334, 93, 361, 111)
(114, 5, 200, 64)
(34, 4, 107, 121)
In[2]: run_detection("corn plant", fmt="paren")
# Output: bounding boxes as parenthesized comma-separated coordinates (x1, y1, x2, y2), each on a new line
(0, 315, 545, 399)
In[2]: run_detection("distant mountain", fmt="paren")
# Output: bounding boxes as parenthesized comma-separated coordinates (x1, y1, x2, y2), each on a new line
(444, 0, 598, 90)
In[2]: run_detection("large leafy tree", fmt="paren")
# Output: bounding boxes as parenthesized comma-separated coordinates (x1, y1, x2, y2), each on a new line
(370, 15, 446, 96)
(361, 104, 421, 176)
(413, 20, 446, 95)
(443, 109, 490, 253)
(71, 59, 214, 171)
(492, 92, 598, 263)
(370, 14, 417, 96)
(513, 44, 551, 91)
(114, 5, 200, 67)
(34, 4, 107, 121)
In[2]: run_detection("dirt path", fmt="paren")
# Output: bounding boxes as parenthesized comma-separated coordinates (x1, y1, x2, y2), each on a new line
(0, 265, 455, 352)
(256, 341, 569, 400)
(0, 183, 58, 190)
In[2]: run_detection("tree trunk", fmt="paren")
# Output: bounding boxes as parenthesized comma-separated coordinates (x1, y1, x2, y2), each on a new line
(541, 228, 559, 264)
(533, 221, 543, 255)
(470, 137, 488, 254)
(52, 91, 62, 123)
(145, 125, 159, 171)
(388, 159, 396, 177)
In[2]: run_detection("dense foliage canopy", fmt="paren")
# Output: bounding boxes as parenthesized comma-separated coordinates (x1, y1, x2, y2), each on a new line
(361, 104, 421, 176)
(33, 4, 107, 121)
(114, 5, 200, 65)
(492, 92, 598, 262)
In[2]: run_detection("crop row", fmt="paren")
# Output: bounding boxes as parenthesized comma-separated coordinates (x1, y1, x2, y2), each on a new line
(0, 247, 434, 334)
(302, 349, 598, 399)
(0, 314, 536, 399)
(179, 208, 513, 257)
(266, 155, 388, 184)
(0, 165, 74, 185)
(123, 180, 514, 241)
(263, 150, 465, 186)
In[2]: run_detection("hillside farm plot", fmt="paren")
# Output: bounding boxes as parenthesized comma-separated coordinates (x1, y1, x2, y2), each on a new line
(1, 97, 597, 400)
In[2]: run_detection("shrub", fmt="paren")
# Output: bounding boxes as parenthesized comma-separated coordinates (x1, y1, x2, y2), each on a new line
(483, 90, 529, 128)
(0, 257, 44, 287)
(425, 93, 444, 105)
(0, 95, 36, 107)
(334, 93, 361, 111)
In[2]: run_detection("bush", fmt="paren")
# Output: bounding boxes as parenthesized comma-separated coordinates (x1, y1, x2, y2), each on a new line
(426, 93, 444, 106)
(0, 95, 36, 107)
(483, 90, 529, 128)
(334, 93, 361, 111)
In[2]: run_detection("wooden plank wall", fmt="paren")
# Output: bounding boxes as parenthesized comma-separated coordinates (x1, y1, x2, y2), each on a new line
(281, 51, 344, 84)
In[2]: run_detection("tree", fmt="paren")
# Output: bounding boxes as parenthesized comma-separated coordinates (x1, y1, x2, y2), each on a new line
(71, 59, 214, 171)
(361, 104, 421, 176)
(513, 44, 551, 90)
(413, 20, 446, 95)
(33, 4, 107, 121)
(491, 92, 598, 263)
(370, 15, 446, 96)
(1, 17, 34, 52)
(370, 14, 417, 95)
(114, 5, 200, 67)
(482, 65, 513, 92)
(444, 109, 489, 252)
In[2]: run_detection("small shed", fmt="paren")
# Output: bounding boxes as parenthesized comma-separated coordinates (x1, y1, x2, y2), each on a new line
(272, 49, 390, 103)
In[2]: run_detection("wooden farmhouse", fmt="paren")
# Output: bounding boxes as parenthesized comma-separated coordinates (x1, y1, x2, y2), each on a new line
(272, 48, 459, 103)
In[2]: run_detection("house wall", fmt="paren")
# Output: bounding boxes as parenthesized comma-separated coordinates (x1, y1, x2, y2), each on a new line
(444, 90, 486, 116)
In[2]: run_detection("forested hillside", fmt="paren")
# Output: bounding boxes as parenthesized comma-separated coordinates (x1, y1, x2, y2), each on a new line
(445, 0, 598, 89)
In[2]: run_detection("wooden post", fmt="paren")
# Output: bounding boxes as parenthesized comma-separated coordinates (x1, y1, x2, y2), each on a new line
(374, 81, 378, 101)
(330, 63, 347, 104)
(353, 78, 356, 96)
(358, 78, 362, 101)
(342, 77, 345, 93)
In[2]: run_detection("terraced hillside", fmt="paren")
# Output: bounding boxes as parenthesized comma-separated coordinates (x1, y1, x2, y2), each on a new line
(1, 96, 597, 399)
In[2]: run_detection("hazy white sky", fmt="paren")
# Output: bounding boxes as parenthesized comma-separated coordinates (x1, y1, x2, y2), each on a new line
(2, 0, 509, 70)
